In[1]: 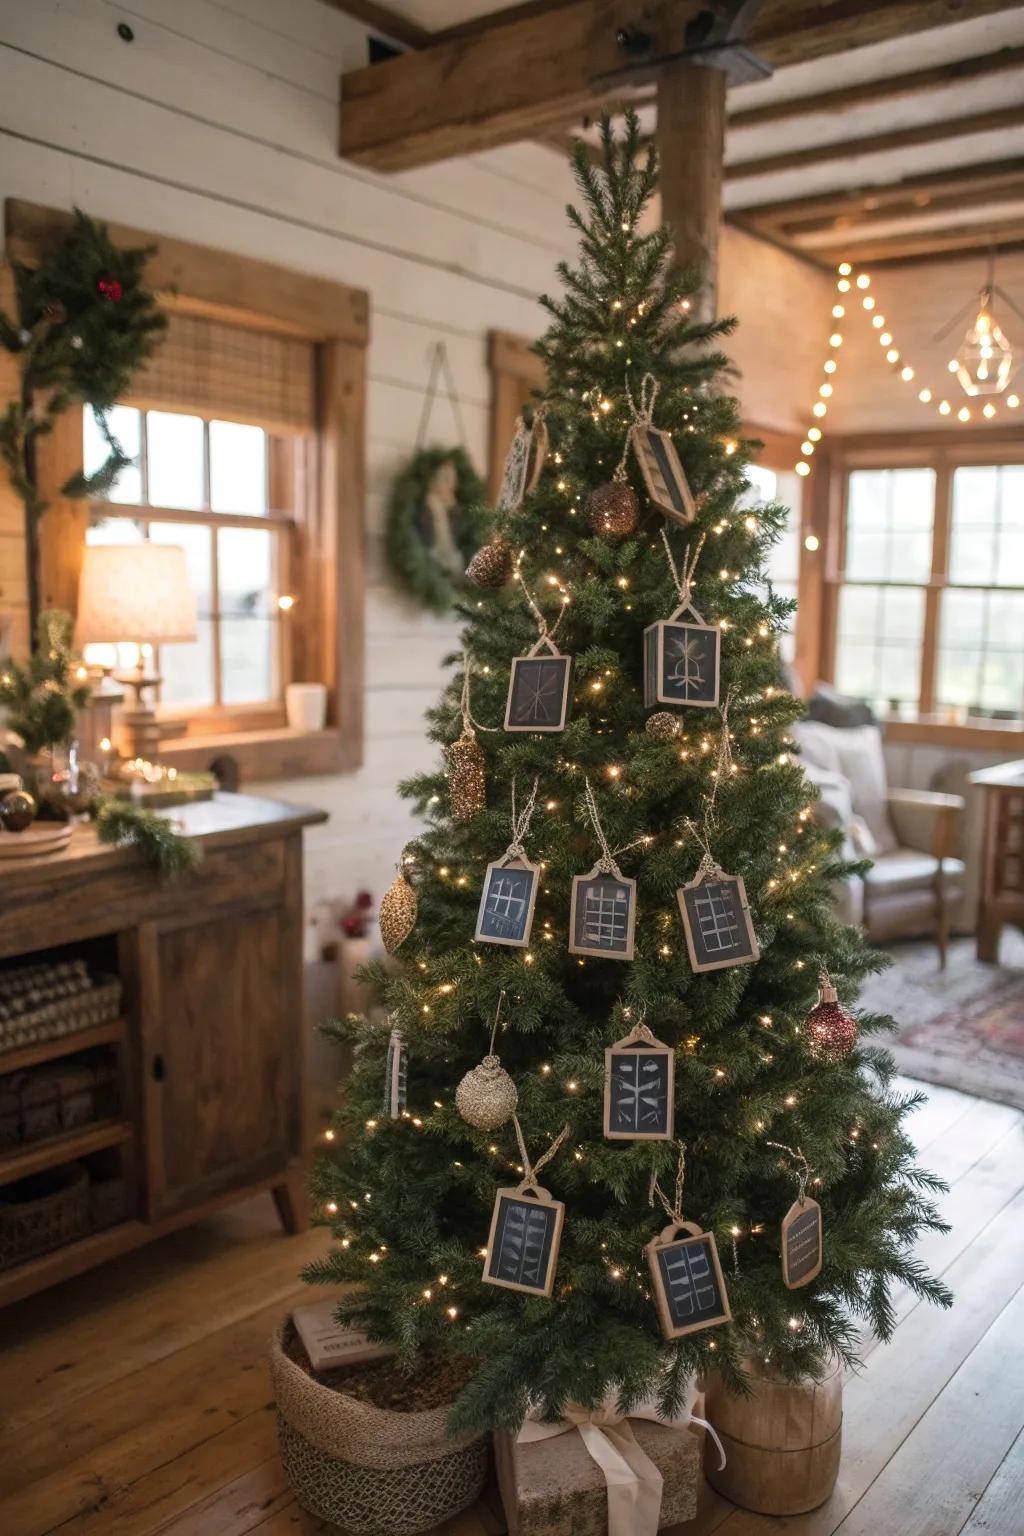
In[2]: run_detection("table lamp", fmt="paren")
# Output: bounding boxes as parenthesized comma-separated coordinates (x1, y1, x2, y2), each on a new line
(76, 543, 197, 763)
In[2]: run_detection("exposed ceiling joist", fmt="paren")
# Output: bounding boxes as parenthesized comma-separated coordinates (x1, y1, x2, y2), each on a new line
(338, 0, 1024, 172)
(740, 157, 1024, 227)
(848, 219, 1024, 264)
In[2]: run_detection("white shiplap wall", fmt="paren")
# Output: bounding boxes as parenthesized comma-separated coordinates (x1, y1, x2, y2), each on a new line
(0, 0, 825, 922)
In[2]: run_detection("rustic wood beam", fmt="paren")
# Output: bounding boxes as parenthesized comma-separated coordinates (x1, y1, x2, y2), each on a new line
(785, 180, 1024, 243)
(835, 217, 1024, 265)
(658, 60, 726, 320)
(727, 104, 1024, 182)
(737, 157, 1024, 227)
(340, 0, 1024, 172)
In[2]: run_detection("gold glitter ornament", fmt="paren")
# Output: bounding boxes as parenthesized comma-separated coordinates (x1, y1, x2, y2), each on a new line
(379, 870, 418, 953)
(466, 539, 514, 589)
(587, 477, 639, 536)
(645, 711, 681, 741)
(456, 1053, 518, 1130)
(805, 970, 858, 1062)
(448, 727, 486, 822)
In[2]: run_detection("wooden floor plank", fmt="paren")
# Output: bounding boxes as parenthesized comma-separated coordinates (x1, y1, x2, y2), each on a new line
(958, 1426, 1024, 1535)
(894, 1078, 981, 1153)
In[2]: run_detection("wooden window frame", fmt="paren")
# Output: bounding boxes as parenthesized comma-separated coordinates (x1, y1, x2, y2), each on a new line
(5, 199, 369, 778)
(742, 425, 818, 698)
(821, 428, 1024, 751)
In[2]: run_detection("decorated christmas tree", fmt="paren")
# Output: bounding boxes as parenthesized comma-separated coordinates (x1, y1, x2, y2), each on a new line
(308, 113, 951, 1435)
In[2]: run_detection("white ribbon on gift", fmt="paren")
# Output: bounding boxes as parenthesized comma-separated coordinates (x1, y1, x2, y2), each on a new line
(516, 1383, 726, 1536)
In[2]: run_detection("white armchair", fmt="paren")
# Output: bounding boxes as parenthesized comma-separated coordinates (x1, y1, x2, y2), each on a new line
(792, 721, 966, 966)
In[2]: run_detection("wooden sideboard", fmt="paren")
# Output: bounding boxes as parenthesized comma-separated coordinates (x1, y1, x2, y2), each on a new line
(0, 793, 326, 1305)
(970, 760, 1024, 963)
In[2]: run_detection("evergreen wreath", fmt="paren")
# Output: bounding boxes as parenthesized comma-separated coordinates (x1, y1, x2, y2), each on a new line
(385, 444, 486, 613)
(0, 208, 166, 629)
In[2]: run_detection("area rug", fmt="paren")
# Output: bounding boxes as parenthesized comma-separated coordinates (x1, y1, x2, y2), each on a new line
(858, 930, 1024, 1110)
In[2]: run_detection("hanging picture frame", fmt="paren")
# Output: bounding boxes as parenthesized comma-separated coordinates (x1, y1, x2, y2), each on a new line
(475, 854, 541, 948)
(497, 409, 549, 512)
(677, 869, 759, 974)
(505, 636, 573, 733)
(632, 425, 696, 527)
(569, 865, 637, 961)
(482, 1183, 565, 1297)
(644, 1219, 732, 1340)
(781, 1196, 823, 1289)
(603, 1023, 675, 1140)
(643, 600, 721, 710)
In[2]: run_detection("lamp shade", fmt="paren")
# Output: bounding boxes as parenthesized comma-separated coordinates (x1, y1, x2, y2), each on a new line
(76, 543, 198, 647)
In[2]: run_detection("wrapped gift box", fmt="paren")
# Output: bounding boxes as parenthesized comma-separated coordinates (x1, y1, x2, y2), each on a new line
(494, 1417, 702, 1536)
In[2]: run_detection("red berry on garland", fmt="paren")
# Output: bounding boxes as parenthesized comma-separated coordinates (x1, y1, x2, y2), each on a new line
(804, 968, 858, 1063)
(97, 276, 123, 302)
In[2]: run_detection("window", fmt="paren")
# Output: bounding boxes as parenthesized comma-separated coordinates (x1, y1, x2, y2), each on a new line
(84, 406, 292, 716)
(742, 462, 802, 665)
(827, 448, 1024, 725)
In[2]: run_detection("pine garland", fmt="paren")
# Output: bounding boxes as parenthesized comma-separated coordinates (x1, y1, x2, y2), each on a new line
(0, 610, 92, 754)
(93, 799, 202, 880)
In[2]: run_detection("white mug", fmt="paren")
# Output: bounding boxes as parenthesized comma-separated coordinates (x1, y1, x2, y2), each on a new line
(285, 682, 327, 733)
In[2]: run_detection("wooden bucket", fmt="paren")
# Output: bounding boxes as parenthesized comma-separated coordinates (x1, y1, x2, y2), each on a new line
(703, 1357, 842, 1515)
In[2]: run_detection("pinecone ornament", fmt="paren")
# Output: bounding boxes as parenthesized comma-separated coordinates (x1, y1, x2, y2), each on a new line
(804, 972, 858, 1062)
(645, 711, 681, 742)
(379, 870, 418, 953)
(466, 539, 514, 589)
(587, 478, 639, 537)
(455, 1054, 518, 1130)
(448, 728, 486, 822)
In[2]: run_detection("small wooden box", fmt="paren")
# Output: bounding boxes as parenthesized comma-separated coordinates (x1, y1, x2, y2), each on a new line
(494, 1418, 701, 1536)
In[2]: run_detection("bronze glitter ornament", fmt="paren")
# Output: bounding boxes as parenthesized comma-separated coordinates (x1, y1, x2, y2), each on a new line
(448, 727, 486, 822)
(587, 477, 639, 537)
(645, 711, 682, 742)
(379, 871, 418, 954)
(466, 539, 514, 590)
(456, 1054, 518, 1131)
(804, 972, 858, 1063)
(0, 789, 36, 832)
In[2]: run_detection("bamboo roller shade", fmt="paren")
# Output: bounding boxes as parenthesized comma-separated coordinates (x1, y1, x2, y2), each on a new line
(126, 312, 316, 435)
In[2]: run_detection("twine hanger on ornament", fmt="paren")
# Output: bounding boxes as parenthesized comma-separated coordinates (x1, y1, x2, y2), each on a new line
(458, 651, 500, 736)
(619, 999, 657, 1046)
(648, 1141, 687, 1226)
(660, 527, 707, 622)
(766, 1141, 814, 1206)
(502, 776, 541, 863)
(611, 371, 661, 483)
(583, 777, 652, 879)
(514, 553, 569, 658)
(512, 1114, 571, 1196)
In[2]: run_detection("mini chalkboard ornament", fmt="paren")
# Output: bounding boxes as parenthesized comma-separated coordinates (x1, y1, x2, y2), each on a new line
(625, 375, 696, 527)
(475, 777, 541, 948)
(587, 473, 639, 537)
(604, 1011, 675, 1141)
(676, 821, 759, 974)
(497, 407, 548, 512)
(466, 538, 514, 589)
(457, 991, 519, 1131)
(379, 863, 418, 954)
(448, 653, 497, 823)
(568, 779, 648, 961)
(804, 968, 858, 1062)
(645, 1145, 732, 1340)
(482, 1117, 569, 1296)
(768, 1141, 824, 1289)
(505, 562, 573, 734)
(644, 530, 720, 711)
(384, 1022, 408, 1119)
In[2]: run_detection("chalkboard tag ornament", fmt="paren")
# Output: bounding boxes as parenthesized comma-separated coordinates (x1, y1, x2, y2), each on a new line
(781, 1195, 823, 1290)
(481, 1118, 570, 1297)
(677, 866, 759, 974)
(603, 1020, 675, 1141)
(645, 1220, 733, 1340)
(497, 407, 548, 513)
(624, 374, 696, 528)
(644, 528, 719, 711)
(474, 777, 541, 949)
(504, 636, 573, 734)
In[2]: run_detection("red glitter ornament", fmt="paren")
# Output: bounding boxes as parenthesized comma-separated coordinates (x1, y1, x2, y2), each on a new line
(804, 970, 857, 1063)
(97, 276, 123, 302)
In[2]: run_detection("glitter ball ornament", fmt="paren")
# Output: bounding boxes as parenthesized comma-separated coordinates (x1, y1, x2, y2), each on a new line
(804, 973, 858, 1062)
(588, 478, 639, 537)
(455, 1054, 518, 1130)
(0, 790, 36, 832)
(645, 711, 681, 742)
(448, 728, 486, 822)
(379, 871, 418, 953)
(466, 539, 514, 589)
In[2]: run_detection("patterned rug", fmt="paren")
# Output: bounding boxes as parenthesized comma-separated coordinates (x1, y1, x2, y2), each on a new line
(859, 930, 1024, 1110)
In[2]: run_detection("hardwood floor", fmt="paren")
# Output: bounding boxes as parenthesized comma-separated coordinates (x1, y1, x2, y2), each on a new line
(0, 1078, 1021, 1536)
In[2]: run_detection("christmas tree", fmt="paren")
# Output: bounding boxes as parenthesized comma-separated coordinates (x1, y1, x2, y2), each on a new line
(309, 113, 951, 1434)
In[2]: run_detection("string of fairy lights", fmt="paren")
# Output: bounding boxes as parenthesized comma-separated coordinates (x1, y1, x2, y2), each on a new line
(793, 260, 1022, 482)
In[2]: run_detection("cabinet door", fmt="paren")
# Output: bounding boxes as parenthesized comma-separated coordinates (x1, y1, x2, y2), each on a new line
(145, 907, 298, 1218)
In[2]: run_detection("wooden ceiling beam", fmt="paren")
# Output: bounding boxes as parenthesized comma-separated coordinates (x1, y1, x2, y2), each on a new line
(736, 157, 1024, 225)
(826, 217, 1024, 265)
(339, 0, 1024, 172)
(783, 179, 1024, 242)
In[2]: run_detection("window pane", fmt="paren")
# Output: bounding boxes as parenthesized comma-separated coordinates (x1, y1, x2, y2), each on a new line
(218, 526, 278, 704)
(83, 406, 142, 505)
(937, 588, 1024, 718)
(209, 420, 267, 515)
(950, 464, 1024, 588)
(148, 522, 215, 708)
(835, 583, 924, 711)
(845, 468, 934, 583)
(743, 466, 802, 663)
(147, 412, 205, 509)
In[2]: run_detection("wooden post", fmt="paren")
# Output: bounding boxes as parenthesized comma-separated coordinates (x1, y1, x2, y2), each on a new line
(656, 60, 727, 322)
